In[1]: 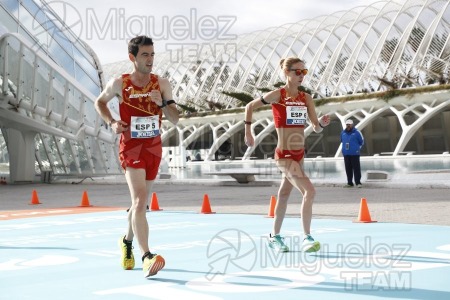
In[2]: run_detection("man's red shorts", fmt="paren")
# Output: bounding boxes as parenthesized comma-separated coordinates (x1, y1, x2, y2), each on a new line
(119, 140, 162, 180)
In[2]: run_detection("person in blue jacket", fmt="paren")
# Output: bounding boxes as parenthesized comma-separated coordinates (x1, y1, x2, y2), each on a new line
(341, 119, 364, 187)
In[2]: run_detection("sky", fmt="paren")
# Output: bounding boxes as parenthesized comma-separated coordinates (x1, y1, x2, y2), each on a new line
(49, 0, 378, 64)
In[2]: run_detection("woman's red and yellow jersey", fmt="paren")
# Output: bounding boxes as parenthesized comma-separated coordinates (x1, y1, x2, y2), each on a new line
(271, 88, 307, 128)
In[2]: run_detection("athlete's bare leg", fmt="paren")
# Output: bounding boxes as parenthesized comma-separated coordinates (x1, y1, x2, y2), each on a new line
(276, 159, 315, 234)
(273, 176, 293, 235)
(124, 168, 153, 255)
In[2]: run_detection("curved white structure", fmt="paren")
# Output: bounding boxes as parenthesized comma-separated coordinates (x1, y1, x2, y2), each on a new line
(106, 0, 450, 107)
(105, 0, 450, 163)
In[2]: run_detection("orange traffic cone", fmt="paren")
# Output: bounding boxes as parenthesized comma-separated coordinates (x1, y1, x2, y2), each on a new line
(29, 189, 42, 205)
(200, 194, 215, 214)
(150, 192, 163, 211)
(265, 195, 276, 218)
(78, 190, 93, 207)
(354, 197, 377, 223)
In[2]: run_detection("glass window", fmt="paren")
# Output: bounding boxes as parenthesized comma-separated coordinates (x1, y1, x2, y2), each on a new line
(20, 18, 48, 51)
(0, 6, 19, 32)
(0, 130, 9, 167)
(0, 0, 19, 18)
(74, 42, 96, 65)
(73, 46, 99, 83)
(83, 98, 96, 127)
(18, 3, 50, 50)
(18, 3, 34, 31)
(16, 25, 33, 46)
(75, 63, 100, 95)
(20, 0, 39, 15)
(48, 41, 75, 76)
(46, 19, 74, 55)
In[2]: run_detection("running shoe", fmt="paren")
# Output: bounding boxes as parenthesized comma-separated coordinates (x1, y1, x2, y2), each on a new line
(302, 234, 321, 253)
(268, 233, 289, 252)
(143, 253, 165, 278)
(118, 236, 135, 270)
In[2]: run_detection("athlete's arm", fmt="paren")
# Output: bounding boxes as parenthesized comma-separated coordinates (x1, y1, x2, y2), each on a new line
(95, 77, 128, 133)
(244, 89, 280, 146)
(306, 93, 330, 133)
(157, 77, 179, 125)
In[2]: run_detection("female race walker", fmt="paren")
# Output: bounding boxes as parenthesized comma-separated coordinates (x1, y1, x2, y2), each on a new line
(244, 57, 330, 252)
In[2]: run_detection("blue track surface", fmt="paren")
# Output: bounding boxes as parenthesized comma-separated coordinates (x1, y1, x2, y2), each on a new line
(1, 211, 450, 299)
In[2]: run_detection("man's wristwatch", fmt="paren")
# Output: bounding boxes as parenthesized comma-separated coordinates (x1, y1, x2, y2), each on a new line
(109, 119, 116, 126)
(158, 100, 167, 108)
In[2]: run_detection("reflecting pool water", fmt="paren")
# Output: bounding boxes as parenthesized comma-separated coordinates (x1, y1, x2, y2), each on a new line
(167, 154, 450, 182)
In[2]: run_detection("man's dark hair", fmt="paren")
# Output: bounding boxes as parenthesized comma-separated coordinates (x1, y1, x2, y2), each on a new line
(128, 35, 154, 57)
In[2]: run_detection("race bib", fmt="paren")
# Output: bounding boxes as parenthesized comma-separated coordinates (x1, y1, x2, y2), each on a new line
(130, 116, 160, 138)
(286, 106, 307, 125)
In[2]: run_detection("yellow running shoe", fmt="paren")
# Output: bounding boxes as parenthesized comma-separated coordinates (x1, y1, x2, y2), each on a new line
(142, 253, 165, 278)
(118, 236, 135, 270)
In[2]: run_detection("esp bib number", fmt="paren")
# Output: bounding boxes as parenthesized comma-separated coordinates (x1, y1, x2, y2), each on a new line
(131, 116, 160, 138)
(286, 106, 307, 125)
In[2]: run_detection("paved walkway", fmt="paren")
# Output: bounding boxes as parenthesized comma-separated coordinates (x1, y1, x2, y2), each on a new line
(1, 177, 449, 225)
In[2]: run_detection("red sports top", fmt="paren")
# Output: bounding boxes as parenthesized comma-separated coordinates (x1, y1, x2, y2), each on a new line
(118, 74, 163, 155)
(272, 88, 307, 128)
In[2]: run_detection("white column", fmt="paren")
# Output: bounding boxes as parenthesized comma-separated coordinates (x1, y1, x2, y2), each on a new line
(6, 128, 37, 183)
